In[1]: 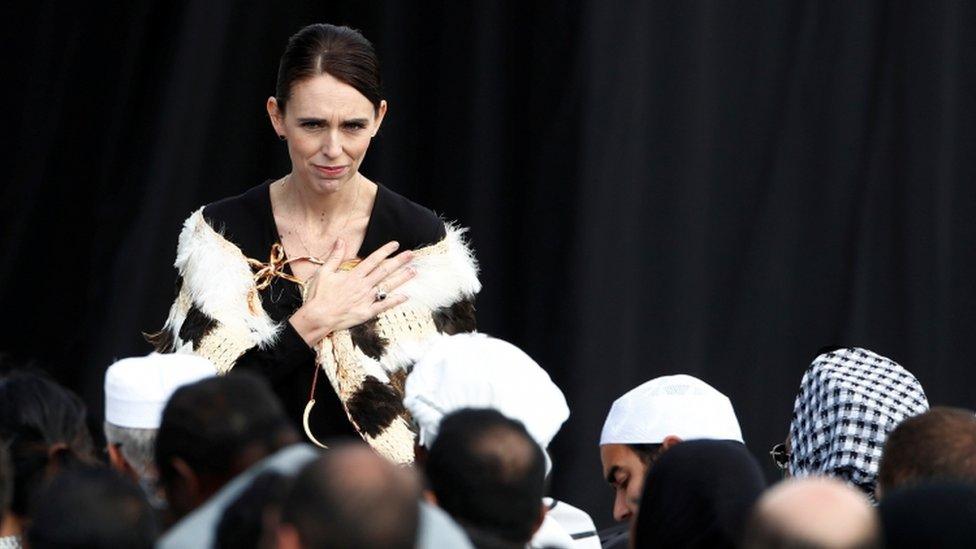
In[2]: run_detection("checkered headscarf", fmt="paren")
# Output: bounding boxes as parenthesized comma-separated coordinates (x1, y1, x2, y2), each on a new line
(788, 347, 929, 496)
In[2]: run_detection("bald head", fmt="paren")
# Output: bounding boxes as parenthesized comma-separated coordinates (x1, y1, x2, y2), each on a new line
(744, 478, 880, 549)
(279, 444, 421, 549)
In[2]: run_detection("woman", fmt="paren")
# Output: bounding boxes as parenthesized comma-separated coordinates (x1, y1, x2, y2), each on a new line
(630, 440, 766, 549)
(0, 370, 100, 548)
(147, 24, 480, 463)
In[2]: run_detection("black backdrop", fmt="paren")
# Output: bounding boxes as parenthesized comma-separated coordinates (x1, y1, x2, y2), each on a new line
(3, 1, 975, 526)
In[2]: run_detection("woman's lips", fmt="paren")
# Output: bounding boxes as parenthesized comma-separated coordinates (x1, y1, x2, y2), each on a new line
(313, 164, 348, 177)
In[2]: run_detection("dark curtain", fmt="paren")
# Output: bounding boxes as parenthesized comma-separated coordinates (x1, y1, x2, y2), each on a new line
(3, 1, 974, 525)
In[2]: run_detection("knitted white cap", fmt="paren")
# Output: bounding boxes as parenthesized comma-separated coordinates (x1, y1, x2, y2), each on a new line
(404, 333, 570, 455)
(104, 352, 216, 429)
(600, 374, 744, 445)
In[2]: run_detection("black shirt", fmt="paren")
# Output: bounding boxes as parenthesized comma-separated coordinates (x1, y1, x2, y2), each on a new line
(202, 180, 445, 442)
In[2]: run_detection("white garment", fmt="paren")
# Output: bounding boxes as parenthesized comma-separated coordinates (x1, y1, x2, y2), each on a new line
(531, 498, 601, 549)
(404, 333, 569, 467)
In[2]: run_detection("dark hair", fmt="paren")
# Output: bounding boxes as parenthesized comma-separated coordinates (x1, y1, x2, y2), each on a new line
(275, 23, 382, 113)
(628, 443, 664, 466)
(878, 406, 976, 495)
(28, 467, 158, 549)
(0, 370, 96, 516)
(155, 372, 294, 489)
(216, 471, 289, 549)
(425, 408, 546, 545)
(634, 440, 767, 548)
(281, 444, 420, 549)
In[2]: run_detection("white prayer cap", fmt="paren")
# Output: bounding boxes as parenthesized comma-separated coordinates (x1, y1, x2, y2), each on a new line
(104, 352, 216, 429)
(599, 374, 744, 445)
(404, 333, 570, 453)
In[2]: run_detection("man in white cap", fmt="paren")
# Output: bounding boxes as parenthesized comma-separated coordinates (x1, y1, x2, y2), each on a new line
(404, 333, 600, 549)
(103, 352, 215, 505)
(599, 374, 744, 524)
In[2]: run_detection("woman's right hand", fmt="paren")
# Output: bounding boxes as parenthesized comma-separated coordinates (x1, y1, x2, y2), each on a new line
(289, 239, 416, 347)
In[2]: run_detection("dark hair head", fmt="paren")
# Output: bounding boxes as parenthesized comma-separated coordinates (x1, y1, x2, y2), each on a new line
(880, 481, 976, 549)
(281, 443, 420, 549)
(155, 372, 295, 490)
(634, 439, 767, 548)
(425, 408, 546, 545)
(216, 471, 290, 549)
(28, 467, 158, 549)
(0, 370, 96, 516)
(275, 23, 382, 114)
(878, 406, 976, 496)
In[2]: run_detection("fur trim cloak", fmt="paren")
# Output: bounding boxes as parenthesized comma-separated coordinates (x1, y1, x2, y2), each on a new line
(147, 208, 480, 463)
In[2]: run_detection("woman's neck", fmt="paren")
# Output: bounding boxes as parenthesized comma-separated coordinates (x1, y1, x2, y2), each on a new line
(0, 513, 23, 538)
(285, 172, 362, 231)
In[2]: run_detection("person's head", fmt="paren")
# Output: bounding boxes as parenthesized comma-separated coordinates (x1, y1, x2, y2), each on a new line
(743, 477, 880, 549)
(216, 471, 290, 549)
(425, 408, 547, 547)
(103, 353, 215, 491)
(599, 374, 744, 522)
(879, 481, 976, 549)
(277, 444, 420, 549)
(632, 439, 767, 549)
(155, 372, 297, 522)
(788, 348, 928, 497)
(28, 467, 159, 549)
(267, 23, 387, 193)
(404, 333, 569, 472)
(876, 406, 976, 499)
(0, 370, 96, 521)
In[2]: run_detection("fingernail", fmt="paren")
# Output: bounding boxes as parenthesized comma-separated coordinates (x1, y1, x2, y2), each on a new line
(391, 241, 400, 250)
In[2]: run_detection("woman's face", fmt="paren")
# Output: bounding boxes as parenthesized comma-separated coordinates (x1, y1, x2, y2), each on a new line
(268, 73, 386, 194)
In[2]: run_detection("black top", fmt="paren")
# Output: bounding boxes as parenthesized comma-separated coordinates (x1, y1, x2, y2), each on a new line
(202, 180, 445, 442)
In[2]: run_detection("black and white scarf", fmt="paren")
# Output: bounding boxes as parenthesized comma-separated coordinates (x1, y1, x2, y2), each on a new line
(788, 347, 929, 496)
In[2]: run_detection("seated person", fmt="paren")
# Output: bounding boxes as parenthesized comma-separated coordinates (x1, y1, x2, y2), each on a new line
(631, 439, 766, 548)
(425, 408, 546, 549)
(743, 477, 879, 549)
(599, 374, 744, 522)
(786, 347, 928, 499)
(276, 444, 421, 549)
(0, 370, 98, 546)
(876, 406, 976, 499)
(103, 352, 215, 507)
(154, 372, 318, 549)
(28, 467, 159, 549)
(880, 482, 976, 548)
(404, 333, 597, 548)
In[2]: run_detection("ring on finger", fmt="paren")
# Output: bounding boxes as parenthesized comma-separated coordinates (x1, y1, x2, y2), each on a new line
(375, 286, 388, 302)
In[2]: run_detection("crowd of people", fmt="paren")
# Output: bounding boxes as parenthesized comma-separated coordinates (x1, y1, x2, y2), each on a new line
(1, 339, 974, 548)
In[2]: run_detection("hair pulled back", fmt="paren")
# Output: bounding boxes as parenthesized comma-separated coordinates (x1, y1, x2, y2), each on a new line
(275, 24, 383, 113)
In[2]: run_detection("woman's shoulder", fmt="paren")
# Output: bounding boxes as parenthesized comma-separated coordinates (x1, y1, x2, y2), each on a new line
(199, 181, 275, 255)
(362, 184, 446, 254)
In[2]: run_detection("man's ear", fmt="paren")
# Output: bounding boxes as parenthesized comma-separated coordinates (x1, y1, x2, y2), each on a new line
(106, 444, 138, 481)
(661, 435, 683, 450)
(530, 501, 548, 536)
